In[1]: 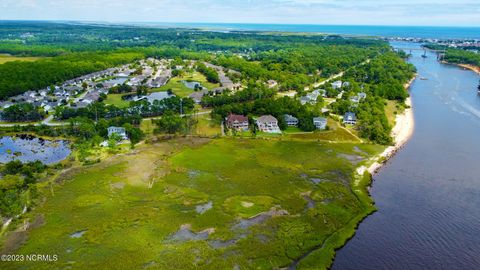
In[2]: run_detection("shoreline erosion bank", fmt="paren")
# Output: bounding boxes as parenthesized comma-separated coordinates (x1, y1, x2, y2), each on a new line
(354, 75, 416, 178)
(302, 76, 417, 270)
(457, 64, 480, 75)
(364, 76, 416, 176)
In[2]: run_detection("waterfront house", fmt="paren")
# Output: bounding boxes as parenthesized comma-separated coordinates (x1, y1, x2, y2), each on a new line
(313, 117, 328, 130)
(225, 114, 249, 131)
(284, 114, 299, 127)
(107, 126, 128, 140)
(256, 115, 281, 133)
(343, 112, 357, 125)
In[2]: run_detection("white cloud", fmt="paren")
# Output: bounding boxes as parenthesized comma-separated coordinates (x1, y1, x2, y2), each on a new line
(0, 0, 479, 26)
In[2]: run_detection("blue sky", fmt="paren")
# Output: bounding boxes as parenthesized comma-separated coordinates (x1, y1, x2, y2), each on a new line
(1, 0, 479, 26)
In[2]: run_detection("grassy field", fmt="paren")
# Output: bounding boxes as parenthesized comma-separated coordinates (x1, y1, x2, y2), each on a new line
(0, 54, 43, 64)
(153, 72, 221, 97)
(1, 137, 383, 269)
(103, 93, 131, 108)
(286, 119, 362, 142)
(194, 114, 221, 137)
(385, 100, 399, 126)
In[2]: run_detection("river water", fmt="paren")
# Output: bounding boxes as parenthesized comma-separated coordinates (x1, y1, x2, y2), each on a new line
(332, 42, 480, 269)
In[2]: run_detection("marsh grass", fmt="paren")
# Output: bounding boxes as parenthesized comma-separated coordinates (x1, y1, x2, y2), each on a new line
(2, 138, 383, 269)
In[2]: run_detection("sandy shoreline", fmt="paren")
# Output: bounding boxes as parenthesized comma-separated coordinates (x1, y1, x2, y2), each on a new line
(357, 76, 416, 176)
(457, 64, 480, 75)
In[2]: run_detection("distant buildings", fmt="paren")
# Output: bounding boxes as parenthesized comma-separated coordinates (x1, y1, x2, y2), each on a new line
(313, 117, 327, 130)
(343, 112, 357, 125)
(225, 114, 249, 131)
(300, 89, 325, 105)
(284, 114, 299, 127)
(256, 115, 281, 133)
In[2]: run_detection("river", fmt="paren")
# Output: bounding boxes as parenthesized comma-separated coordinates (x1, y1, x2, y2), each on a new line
(332, 42, 480, 269)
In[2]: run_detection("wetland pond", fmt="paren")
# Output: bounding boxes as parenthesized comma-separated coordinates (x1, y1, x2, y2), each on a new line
(0, 135, 71, 164)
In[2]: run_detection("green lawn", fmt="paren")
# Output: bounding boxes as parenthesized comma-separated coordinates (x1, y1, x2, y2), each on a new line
(103, 93, 131, 108)
(286, 120, 362, 143)
(0, 54, 43, 64)
(194, 114, 221, 137)
(384, 100, 405, 127)
(153, 72, 221, 97)
(2, 138, 383, 270)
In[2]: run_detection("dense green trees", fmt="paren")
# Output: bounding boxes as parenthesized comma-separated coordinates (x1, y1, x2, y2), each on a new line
(0, 161, 46, 218)
(196, 62, 219, 83)
(153, 111, 197, 134)
(201, 83, 275, 107)
(0, 51, 143, 99)
(0, 22, 388, 100)
(444, 48, 480, 67)
(1, 103, 45, 122)
(327, 52, 416, 144)
(344, 52, 415, 102)
(54, 97, 194, 120)
(356, 97, 392, 144)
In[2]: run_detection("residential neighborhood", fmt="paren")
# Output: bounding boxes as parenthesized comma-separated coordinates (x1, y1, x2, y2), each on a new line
(0, 57, 173, 117)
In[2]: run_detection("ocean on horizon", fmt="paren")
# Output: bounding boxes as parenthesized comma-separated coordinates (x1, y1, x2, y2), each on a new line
(128, 22, 480, 40)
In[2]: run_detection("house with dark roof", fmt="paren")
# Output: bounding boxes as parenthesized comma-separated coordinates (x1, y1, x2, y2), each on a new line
(225, 114, 249, 131)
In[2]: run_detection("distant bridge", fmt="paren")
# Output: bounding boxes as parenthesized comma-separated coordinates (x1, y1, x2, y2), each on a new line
(394, 47, 444, 52)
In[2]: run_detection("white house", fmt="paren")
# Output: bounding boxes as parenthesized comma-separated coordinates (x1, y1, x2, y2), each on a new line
(256, 115, 281, 133)
(313, 117, 327, 130)
(331, 81, 343, 89)
(284, 114, 299, 127)
(107, 126, 128, 140)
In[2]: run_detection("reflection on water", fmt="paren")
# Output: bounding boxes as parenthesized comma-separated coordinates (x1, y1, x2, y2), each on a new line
(0, 134, 71, 164)
(332, 42, 480, 269)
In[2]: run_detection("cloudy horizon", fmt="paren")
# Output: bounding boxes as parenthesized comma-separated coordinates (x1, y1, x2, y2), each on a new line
(1, 0, 479, 27)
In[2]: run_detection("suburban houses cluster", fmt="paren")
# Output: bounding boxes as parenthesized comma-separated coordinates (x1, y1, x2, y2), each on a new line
(189, 62, 242, 104)
(225, 113, 329, 134)
(223, 77, 363, 135)
(0, 58, 174, 114)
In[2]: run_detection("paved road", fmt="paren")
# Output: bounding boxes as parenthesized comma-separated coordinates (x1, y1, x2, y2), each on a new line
(0, 110, 212, 127)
